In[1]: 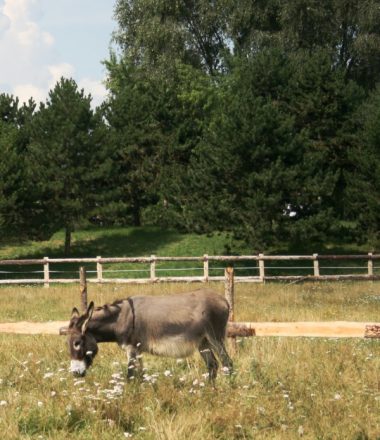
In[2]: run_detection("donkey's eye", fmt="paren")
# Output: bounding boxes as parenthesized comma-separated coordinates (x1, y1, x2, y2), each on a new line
(73, 340, 81, 350)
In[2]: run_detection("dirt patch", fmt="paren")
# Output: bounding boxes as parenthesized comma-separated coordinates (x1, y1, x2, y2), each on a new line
(0, 321, 68, 335)
(0, 321, 378, 337)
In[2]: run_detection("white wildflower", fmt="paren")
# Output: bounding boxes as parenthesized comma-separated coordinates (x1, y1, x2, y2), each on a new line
(43, 372, 54, 379)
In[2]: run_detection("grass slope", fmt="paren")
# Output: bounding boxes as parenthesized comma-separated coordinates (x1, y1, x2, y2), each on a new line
(0, 226, 376, 282)
(0, 226, 241, 260)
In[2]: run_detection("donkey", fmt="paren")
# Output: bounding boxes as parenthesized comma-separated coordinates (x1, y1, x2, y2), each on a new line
(67, 289, 233, 381)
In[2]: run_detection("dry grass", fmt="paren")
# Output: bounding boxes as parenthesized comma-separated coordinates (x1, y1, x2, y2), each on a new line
(0, 281, 379, 439)
(0, 281, 379, 322)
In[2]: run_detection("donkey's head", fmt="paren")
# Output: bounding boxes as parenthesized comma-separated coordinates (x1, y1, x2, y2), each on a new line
(67, 302, 98, 377)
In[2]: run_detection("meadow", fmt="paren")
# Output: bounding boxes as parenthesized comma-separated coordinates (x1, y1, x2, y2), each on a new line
(0, 281, 379, 439)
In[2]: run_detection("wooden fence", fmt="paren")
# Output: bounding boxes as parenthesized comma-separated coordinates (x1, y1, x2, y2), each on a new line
(0, 253, 379, 286)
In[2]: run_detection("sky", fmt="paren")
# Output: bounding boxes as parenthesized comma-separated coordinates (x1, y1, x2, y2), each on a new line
(0, 0, 116, 107)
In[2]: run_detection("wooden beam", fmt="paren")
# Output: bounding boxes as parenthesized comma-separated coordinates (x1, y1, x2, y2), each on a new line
(365, 324, 380, 338)
(79, 267, 87, 312)
(224, 267, 235, 321)
(0, 320, 379, 338)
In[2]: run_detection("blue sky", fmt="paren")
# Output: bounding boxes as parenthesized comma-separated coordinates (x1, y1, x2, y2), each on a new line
(0, 0, 115, 106)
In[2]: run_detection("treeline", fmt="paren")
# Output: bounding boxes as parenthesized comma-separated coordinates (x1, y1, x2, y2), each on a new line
(1, 0, 380, 253)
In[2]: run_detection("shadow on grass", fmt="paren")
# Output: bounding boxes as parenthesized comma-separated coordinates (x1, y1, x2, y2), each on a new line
(3, 227, 183, 260)
(0, 227, 374, 281)
(0, 227, 185, 281)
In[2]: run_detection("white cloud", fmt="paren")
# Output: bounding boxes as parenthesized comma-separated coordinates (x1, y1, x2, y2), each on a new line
(79, 77, 107, 107)
(0, 0, 107, 106)
(48, 62, 75, 87)
(13, 83, 45, 103)
(0, 10, 10, 36)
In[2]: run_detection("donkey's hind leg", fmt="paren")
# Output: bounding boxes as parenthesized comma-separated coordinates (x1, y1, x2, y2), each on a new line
(198, 339, 218, 382)
(206, 337, 233, 375)
(122, 344, 142, 379)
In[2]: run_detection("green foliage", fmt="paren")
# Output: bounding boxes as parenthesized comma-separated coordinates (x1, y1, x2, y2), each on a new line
(26, 78, 108, 251)
(1, 0, 380, 250)
(102, 59, 165, 226)
(0, 94, 35, 237)
(113, 0, 228, 74)
(346, 85, 380, 247)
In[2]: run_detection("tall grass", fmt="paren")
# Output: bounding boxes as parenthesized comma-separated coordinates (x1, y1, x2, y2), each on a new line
(0, 281, 379, 322)
(0, 282, 379, 438)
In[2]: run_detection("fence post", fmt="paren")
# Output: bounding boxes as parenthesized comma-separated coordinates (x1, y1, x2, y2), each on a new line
(225, 266, 237, 351)
(224, 267, 234, 321)
(258, 254, 265, 281)
(203, 254, 209, 282)
(313, 254, 320, 277)
(79, 266, 88, 312)
(150, 255, 156, 281)
(96, 256, 103, 283)
(43, 257, 50, 288)
(368, 253, 373, 276)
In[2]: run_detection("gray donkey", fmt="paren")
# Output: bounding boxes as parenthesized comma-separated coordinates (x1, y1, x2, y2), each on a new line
(67, 289, 233, 381)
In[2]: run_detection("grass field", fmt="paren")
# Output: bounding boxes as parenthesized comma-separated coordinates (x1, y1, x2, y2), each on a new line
(0, 225, 377, 282)
(0, 227, 379, 438)
(0, 281, 379, 439)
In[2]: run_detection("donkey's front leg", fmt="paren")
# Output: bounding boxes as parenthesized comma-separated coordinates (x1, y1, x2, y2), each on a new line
(122, 344, 142, 378)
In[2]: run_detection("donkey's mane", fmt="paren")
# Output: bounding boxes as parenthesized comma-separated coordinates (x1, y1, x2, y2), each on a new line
(94, 299, 124, 313)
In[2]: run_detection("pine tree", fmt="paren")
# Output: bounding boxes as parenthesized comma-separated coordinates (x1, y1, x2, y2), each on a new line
(0, 94, 36, 239)
(27, 78, 107, 254)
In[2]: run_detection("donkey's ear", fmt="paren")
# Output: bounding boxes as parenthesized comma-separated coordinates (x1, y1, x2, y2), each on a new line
(81, 301, 95, 334)
(71, 307, 80, 319)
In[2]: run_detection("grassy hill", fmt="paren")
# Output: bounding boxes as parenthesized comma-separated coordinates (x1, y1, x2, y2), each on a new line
(0, 225, 372, 261)
(0, 226, 375, 281)
(0, 227, 251, 281)
(0, 226, 246, 260)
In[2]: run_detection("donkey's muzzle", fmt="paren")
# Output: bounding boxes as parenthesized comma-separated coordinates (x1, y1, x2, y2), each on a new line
(70, 360, 87, 377)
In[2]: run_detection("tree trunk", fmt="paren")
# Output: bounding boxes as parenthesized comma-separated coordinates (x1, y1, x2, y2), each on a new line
(64, 225, 71, 256)
(131, 198, 141, 227)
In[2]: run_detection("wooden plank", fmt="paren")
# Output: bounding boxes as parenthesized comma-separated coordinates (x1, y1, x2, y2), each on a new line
(317, 254, 380, 260)
(232, 321, 380, 338)
(0, 259, 46, 265)
(0, 321, 379, 338)
(0, 279, 46, 284)
(365, 324, 380, 338)
(88, 277, 207, 284)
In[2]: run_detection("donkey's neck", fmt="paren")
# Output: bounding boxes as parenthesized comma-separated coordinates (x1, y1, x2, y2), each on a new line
(87, 306, 121, 343)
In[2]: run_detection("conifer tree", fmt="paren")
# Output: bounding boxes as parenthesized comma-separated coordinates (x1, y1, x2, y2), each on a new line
(27, 78, 107, 254)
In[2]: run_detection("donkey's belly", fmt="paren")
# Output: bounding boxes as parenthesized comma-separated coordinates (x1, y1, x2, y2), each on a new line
(147, 336, 198, 358)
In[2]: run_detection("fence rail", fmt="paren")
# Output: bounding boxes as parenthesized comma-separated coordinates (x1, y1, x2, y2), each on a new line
(0, 253, 379, 286)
